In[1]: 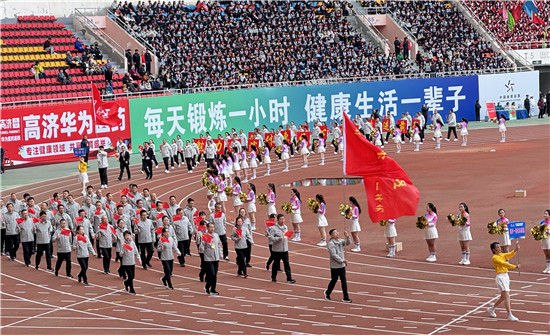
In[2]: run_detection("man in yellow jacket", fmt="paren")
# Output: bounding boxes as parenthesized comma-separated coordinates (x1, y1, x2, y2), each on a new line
(487, 241, 520, 321)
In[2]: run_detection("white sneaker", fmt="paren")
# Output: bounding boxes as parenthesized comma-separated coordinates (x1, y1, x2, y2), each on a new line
(334, 152, 338, 155)
(458, 259, 465, 265)
(283, 168, 288, 172)
(507, 314, 518, 322)
(445, 138, 450, 141)
(386, 253, 394, 258)
(426, 256, 436, 262)
(463, 260, 470, 265)
(171, 166, 175, 169)
(453, 139, 458, 141)
(542, 268, 550, 274)
(278, 159, 281, 162)
(401, 141, 405, 144)
(487, 307, 497, 318)
(291, 237, 300, 242)
(351, 246, 361, 252)
(413, 149, 419, 152)
(141, 170, 144, 174)
(319, 162, 324, 166)
(165, 170, 170, 173)
(461, 143, 466, 146)
(432, 138, 435, 141)
(155, 165, 159, 168)
(316, 241, 327, 247)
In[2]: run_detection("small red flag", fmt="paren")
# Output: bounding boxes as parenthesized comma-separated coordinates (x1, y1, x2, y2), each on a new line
(201, 233, 212, 243)
(76, 216, 84, 223)
(109, 226, 116, 235)
(28, 208, 36, 215)
(16, 218, 24, 224)
(265, 219, 275, 228)
(123, 243, 133, 251)
(116, 202, 122, 207)
(95, 209, 101, 215)
(155, 226, 163, 235)
(119, 187, 129, 196)
(60, 229, 71, 236)
(284, 230, 294, 238)
(99, 223, 108, 230)
(172, 214, 182, 221)
(32, 217, 41, 223)
(113, 214, 120, 220)
(162, 202, 170, 209)
(155, 213, 164, 220)
(197, 225, 206, 231)
(193, 211, 199, 217)
(77, 234, 87, 242)
(133, 217, 139, 224)
(151, 201, 156, 208)
(50, 198, 54, 204)
(127, 192, 134, 199)
(193, 217, 202, 226)
(214, 211, 223, 219)
(52, 209, 57, 215)
(105, 204, 111, 210)
(532, 13, 545, 25)
(235, 228, 242, 238)
(138, 144, 144, 151)
(160, 236, 170, 244)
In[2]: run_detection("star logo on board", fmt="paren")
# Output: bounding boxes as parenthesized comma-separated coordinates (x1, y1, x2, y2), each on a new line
(505, 80, 515, 92)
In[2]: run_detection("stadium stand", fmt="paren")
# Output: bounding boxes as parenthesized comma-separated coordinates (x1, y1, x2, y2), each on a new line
(111, 0, 412, 89)
(462, 0, 548, 50)
(360, 0, 512, 73)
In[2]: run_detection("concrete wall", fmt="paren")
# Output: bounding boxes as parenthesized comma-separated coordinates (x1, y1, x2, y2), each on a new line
(376, 15, 417, 58)
(0, 0, 112, 19)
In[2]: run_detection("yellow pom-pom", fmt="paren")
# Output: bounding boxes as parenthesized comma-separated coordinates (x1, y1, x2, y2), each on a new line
(224, 186, 233, 197)
(487, 221, 498, 235)
(238, 192, 248, 203)
(458, 214, 468, 227)
(379, 220, 389, 227)
(447, 214, 457, 226)
(280, 202, 293, 214)
(416, 216, 428, 229)
(257, 193, 268, 205)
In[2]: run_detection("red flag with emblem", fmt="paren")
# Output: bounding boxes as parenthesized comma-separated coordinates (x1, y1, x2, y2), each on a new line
(342, 113, 419, 221)
(201, 233, 212, 243)
(235, 228, 242, 238)
(77, 234, 87, 242)
(32, 217, 41, 223)
(119, 187, 129, 196)
(155, 213, 164, 220)
(284, 230, 294, 238)
(162, 202, 170, 209)
(155, 226, 163, 235)
(214, 211, 223, 219)
(92, 83, 122, 126)
(172, 214, 182, 221)
(99, 223, 108, 230)
(265, 219, 275, 228)
(113, 214, 120, 220)
(75, 217, 84, 223)
(123, 243, 133, 251)
(109, 225, 116, 235)
(193, 217, 202, 226)
(61, 229, 72, 236)
(160, 237, 169, 244)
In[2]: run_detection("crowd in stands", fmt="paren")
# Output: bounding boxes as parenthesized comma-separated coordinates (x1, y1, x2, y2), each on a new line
(463, 0, 548, 49)
(361, 0, 512, 73)
(112, 0, 412, 89)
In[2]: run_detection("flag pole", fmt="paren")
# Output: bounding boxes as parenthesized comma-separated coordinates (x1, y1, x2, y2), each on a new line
(341, 110, 347, 233)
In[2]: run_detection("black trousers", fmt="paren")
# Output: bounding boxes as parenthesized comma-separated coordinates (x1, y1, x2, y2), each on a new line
(0, 228, 5, 253)
(199, 253, 206, 280)
(99, 167, 108, 186)
(77, 257, 89, 282)
(206, 158, 214, 169)
(121, 264, 135, 292)
(6, 234, 19, 260)
(219, 234, 228, 259)
(266, 244, 274, 267)
(144, 160, 153, 178)
(178, 151, 184, 164)
(331, 139, 339, 153)
(185, 157, 193, 172)
(420, 128, 425, 142)
(163, 157, 170, 171)
(326, 267, 349, 300)
(22, 241, 33, 266)
(35, 243, 52, 269)
(161, 259, 174, 287)
(55, 252, 72, 275)
(538, 108, 546, 118)
(171, 155, 178, 167)
(119, 162, 130, 180)
(447, 126, 457, 139)
(204, 260, 219, 292)
(245, 240, 252, 265)
(139, 242, 153, 266)
(236, 248, 247, 276)
(151, 154, 158, 167)
(177, 240, 190, 265)
(271, 251, 292, 281)
(101, 247, 112, 272)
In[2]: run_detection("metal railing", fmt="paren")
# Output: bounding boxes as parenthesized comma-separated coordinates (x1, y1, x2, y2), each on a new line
(351, 3, 390, 55)
(105, 8, 157, 55)
(505, 41, 549, 50)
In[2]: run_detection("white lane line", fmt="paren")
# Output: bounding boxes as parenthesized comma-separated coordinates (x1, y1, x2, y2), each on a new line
(427, 297, 497, 335)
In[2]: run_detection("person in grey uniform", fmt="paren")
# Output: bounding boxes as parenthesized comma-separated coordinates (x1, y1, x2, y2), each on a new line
(2, 203, 20, 261)
(19, 209, 35, 267)
(137, 210, 155, 269)
(210, 203, 229, 260)
(53, 219, 73, 277)
(446, 109, 458, 141)
(96, 215, 117, 274)
(73, 224, 97, 285)
(34, 211, 53, 271)
(268, 214, 296, 283)
(200, 222, 221, 295)
(158, 227, 181, 289)
(324, 228, 352, 303)
(120, 230, 140, 294)
(161, 138, 173, 173)
(173, 208, 194, 266)
(230, 216, 250, 278)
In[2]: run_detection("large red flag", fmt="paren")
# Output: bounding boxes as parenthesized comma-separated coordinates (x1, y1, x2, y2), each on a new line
(511, 2, 522, 22)
(342, 113, 419, 221)
(92, 83, 122, 126)
(532, 13, 545, 25)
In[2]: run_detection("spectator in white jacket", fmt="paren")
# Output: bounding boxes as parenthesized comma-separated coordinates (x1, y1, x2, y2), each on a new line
(97, 146, 109, 188)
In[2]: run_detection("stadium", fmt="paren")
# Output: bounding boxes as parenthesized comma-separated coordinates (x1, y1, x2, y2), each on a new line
(1, 0, 549, 334)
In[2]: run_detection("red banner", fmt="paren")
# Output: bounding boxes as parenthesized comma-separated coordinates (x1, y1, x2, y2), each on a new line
(248, 132, 256, 141)
(193, 138, 206, 154)
(212, 139, 224, 154)
(0, 99, 131, 166)
(411, 119, 419, 129)
(382, 118, 391, 132)
(227, 138, 241, 150)
(396, 120, 407, 133)
(368, 119, 376, 128)
(319, 125, 328, 138)
(248, 139, 259, 152)
(264, 132, 275, 147)
(281, 130, 291, 142)
(296, 131, 311, 146)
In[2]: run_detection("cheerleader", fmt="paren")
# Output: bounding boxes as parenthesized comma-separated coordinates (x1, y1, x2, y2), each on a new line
(424, 203, 438, 262)
(434, 120, 443, 149)
(158, 227, 181, 290)
(238, 208, 254, 267)
(539, 209, 550, 273)
(290, 188, 303, 241)
(317, 133, 326, 165)
(299, 134, 309, 168)
(240, 148, 249, 182)
(315, 194, 328, 246)
(349, 196, 361, 252)
(232, 176, 243, 215)
(498, 114, 507, 142)
(281, 140, 290, 172)
(496, 208, 511, 253)
(373, 129, 383, 148)
(266, 183, 277, 218)
(232, 148, 241, 180)
(73, 225, 97, 285)
(205, 168, 215, 198)
(249, 145, 258, 179)
(460, 118, 469, 146)
(393, 127, 402, 154)
(338, 136, 344, 161)
(225, 154, 234, 177)
(412, 123, 421, 152)
(263, 142, 272, 176)
(384, 219, 397, 258)
(246, 183, 257, 231)
(216, 174, 228, 214)
(457, 203, 472, 265)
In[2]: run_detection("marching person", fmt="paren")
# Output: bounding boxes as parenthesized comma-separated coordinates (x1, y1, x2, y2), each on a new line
(268, 213, 296, 283)
(232, 176, 244, 215)
(446, 109, 458, 141)
(120, 230, 140, 294)
(487, 241, 520, 321)
(281, 140, 290, 172)
(34, 211, 53, 271)
(97, 146, 109, 188)
(73, 225, 97, 285)
(210, 203, 229, 261)
(263, 141, 272, 176)
(78, 157, 88, 194)
(424, 203, 439, 262)
(19, 209, 35, 267)
(231, 216, 250, 278)
(324, 228, 352, 303)
(136, 209, 155, 269)
(200, 222, 221, 295)
(238, 208, 254, 267)
(460, 118, 469, 146)
(148, 139, 159, 168)
(118, 144, 131, 180)
(158, 227, 181, 290)
(171, 139, 180, 168)
(96, 215, 117, 274)
(266, 184, 277, 218)
(53, 219, 73, 277)
(2, 203, 20, 261)
(173, 208, 193, 267)
(498, 114, 507, 143)
(317, 133, 326, 165)
(184, 140, 195, 173)
(161, 138, 173, 173)
(299, 134, 309, 168)
(457, 203, 472, 265)
(539, 209, 550, 273)
(143, 142, 154, 179)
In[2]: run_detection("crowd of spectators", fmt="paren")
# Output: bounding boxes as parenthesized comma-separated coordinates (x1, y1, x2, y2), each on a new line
(463, 0, 548, 50)
(112, 0, 411, 89)
(362, 0, 512, 73)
